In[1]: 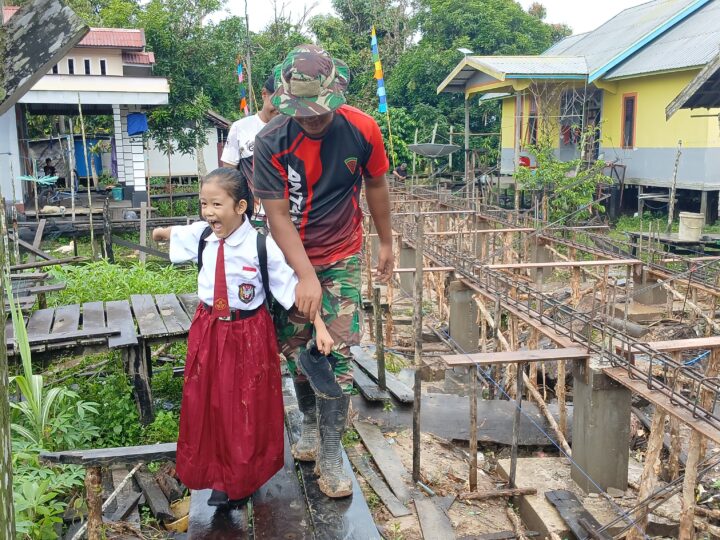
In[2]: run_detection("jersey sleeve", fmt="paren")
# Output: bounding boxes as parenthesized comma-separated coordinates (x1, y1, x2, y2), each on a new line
(265, 234, 298, 310)
(169, 221, 208, 264)
(220, 122, 240, 166)
(253, 135, 287, 200)
(362, 118, 390, 180)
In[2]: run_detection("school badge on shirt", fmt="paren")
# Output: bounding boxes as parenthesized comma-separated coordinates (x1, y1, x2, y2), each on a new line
(239, 283, 255, 303)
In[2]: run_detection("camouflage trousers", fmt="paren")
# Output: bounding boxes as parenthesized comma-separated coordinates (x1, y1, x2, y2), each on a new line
(273, 255, 361, 393)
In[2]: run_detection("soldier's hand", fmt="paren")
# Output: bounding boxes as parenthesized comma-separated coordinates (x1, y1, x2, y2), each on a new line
(375, 244, 395, 283)
(295, 274, 322, 321)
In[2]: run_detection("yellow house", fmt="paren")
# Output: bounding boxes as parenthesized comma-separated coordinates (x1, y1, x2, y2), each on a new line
(438, 0, 720, 217)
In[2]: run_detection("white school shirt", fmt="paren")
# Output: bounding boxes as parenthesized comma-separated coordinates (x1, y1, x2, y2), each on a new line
(220, 114, 266, 165)
(169, 219, 297, 311)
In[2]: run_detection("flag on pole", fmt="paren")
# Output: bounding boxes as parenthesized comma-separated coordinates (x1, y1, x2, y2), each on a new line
(237, 61, 250, 115)
(371, 26, 387, 114)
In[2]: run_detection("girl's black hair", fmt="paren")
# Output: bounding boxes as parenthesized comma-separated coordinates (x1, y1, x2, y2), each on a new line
(264, 75, 275, 94)
(201, 167, 254, 220)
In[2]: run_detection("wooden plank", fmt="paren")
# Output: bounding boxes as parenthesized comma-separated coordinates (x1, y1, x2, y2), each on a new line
(283, 379, 379, 540)
(135, 471, 174, 522)
(50, 304, 80, 335)
(474, 532, 540, 539)
(26, 308, 55, 336)
(645, 336, 720, 352)
(352, 366, 391, 402)
(604, 367, 720, 445)
(82, 302, 105, 331)
(154, 294, 192, 335)
(131, 294, 168, 339)
(394, 266, 455, 273)
(12, 234, 54, 260)
(414, 497, 457, 539)
(346, 447, 411, 518)
(252, 430, 314, 539)
(178, 293, 200, 319)
(110, 466, 141, 525)
(545, 490, 612, 540)
(111, 235, 170, 260)
(8, 328, 119, 348)
(485, 259, 640, 270)
(353, 420, 412, 504)
(351, 346, 413, 403)
(105, 300, 138, 348)
(442, 347, 589, 367)
(188, 489, 249, 538)
(10, 256, 87, 271)
(27, 283, 66, 294)
(9, 272, 48, 280)
(40, 442, 176, 466)
(26, 219, 46, 264)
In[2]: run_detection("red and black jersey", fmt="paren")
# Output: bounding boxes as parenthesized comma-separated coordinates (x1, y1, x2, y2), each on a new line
(253, 105, 389, 266)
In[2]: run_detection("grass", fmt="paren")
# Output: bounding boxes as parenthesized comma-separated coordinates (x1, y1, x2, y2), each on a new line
(48, 259, 196, 306)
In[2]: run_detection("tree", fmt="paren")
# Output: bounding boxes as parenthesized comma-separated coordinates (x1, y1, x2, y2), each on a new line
(527, 2, 546, 20)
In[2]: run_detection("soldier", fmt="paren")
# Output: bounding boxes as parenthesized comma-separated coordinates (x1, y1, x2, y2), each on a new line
(254, 44, 394, 497)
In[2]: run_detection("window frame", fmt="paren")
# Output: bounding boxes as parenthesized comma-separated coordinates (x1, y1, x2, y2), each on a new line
(83, 58, 91, 75)
(621, 92, 638, 149)
(51, 64, 59, 74)
(99, 58, 107, 76)
(67, 58, 75, 75)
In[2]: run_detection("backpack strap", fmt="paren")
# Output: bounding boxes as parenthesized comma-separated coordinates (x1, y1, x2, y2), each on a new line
(197, 225, 213, 273)
(256, 232, 272, 304)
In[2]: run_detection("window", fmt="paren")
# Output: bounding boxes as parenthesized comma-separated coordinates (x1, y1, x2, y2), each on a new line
(527, 97, 538, 146)
(84, 59, 91, 75)
(51, 64, 58, 74)
(67, 58, 75, 74)
(622, 93, 637, 149)
(99, 59, 107, 76)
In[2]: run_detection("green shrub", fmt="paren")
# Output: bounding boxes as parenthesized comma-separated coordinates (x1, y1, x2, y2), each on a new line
(142, 410, 179, 444)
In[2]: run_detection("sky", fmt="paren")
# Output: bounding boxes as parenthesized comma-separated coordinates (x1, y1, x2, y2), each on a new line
(220, 0, 651, 35)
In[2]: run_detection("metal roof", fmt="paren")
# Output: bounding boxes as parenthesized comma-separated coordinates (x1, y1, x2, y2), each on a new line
(437, 56, 587, 95)
(79, 28, 145, 49)
(122, 51, 156, 65)
(545, 0, 701, 74)
(605, 0, 720, 79)
(666, 51, 720, 117)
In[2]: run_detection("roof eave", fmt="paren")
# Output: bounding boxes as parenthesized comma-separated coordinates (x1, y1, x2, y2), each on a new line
(588, 0, 714, 83)
(666, 52, 720, 119)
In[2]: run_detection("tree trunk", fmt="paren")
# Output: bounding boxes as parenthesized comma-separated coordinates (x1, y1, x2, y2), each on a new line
(196, 122, 207, 178)
(0, 206, 16, 536)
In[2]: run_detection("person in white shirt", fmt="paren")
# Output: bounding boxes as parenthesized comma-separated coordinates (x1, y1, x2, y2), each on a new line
(152, 167, 332, 508)
(221, 76, 278, 223)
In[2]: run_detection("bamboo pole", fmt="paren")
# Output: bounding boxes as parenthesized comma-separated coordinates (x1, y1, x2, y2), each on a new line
(525, 373, 572, 456)
(77, 95, 96, 259)
(412, 213, 424, 482)
(666, 140, 682, 234)
(659, 280, 720, 333)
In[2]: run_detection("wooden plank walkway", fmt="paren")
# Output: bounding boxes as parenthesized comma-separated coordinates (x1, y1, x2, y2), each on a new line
(442, 347, 589, 367)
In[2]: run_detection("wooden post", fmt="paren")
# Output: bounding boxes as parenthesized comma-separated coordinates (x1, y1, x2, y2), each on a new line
(412, 128, 418, 184)
(385, 279, 394, 347)
(666, 140, 682, 234)
(102, 197, 114, 263)
(627, 408, 667, 540)
(667, 351, 683, 481)
(139, 201, 147, 264)
(510, 362, 525, 488)
(464, 100, 470, 188)
(469, 359, 478, 491)
(558, 358, 567, 437)
(85, 466, 103, 540)
(679, 349, 720, 539)
(412, 213, 424, 482)
(373, 286, 387, 391)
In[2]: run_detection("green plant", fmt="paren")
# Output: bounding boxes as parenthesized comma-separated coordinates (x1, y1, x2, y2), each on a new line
(142, 410, 179, 444)
(13, 479, 65, 539)
(383, 400, 394, 413)
(342, 427, 360, 447)
(515, 127, 611, 223)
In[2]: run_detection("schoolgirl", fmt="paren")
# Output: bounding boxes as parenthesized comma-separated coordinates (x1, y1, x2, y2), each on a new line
(153, 167, 333, 507)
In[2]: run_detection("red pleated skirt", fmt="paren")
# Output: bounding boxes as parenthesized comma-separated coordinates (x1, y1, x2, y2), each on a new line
(175, 305, 284, 499)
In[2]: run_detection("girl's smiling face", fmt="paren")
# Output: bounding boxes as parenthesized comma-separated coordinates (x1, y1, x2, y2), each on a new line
(200, 181, 247, 238)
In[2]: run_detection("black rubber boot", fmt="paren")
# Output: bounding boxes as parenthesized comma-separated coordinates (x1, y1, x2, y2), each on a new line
(292, 379, 319, 461)
(298, 340, 342, 399)
(315, 393, 352, 498)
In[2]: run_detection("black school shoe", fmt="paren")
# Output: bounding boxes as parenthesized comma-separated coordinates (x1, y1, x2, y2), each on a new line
(298, 340, 342, 399)
(207, 489, 250, 509)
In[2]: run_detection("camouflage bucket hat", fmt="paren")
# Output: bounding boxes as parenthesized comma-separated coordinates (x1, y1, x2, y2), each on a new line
(272, 44, 350, 118)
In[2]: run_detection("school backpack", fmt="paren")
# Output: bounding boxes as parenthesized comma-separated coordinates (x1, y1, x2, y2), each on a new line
(196, 226, 273, 306)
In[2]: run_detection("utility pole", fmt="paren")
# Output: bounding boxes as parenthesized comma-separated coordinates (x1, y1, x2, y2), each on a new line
(244, 0, 254, 114)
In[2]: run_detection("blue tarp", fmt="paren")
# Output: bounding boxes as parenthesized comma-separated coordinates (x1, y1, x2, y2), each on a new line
(127, 112, 148, 136)
(74, 139, 103, 178)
